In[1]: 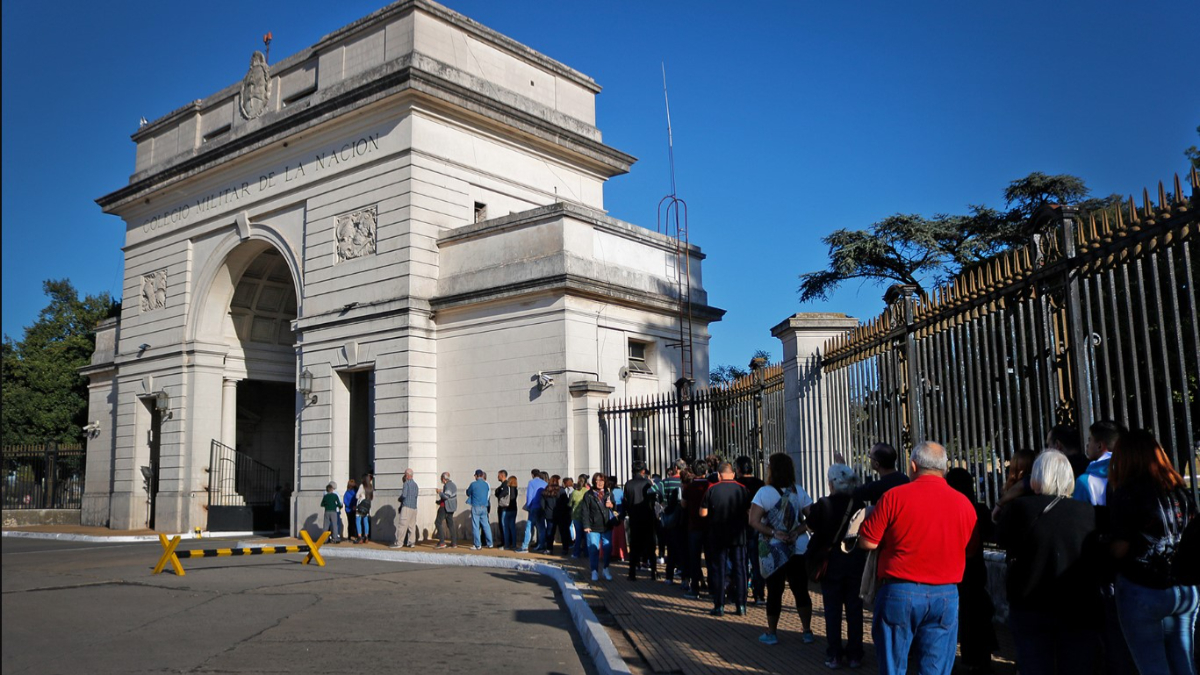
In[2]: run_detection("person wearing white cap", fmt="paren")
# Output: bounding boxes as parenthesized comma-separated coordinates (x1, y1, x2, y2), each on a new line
(466, 469, 493, 549)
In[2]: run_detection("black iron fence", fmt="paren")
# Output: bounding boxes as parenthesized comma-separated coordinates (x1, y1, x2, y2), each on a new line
(822, 171, 1200, 506)
(2, 443, 86, 510)
(208, 440, 278, 507)
(600, 363, 784, 480)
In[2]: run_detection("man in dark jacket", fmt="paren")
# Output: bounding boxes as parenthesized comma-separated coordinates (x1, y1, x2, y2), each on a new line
(435, 472, 458, 549)
(623, 461, 658, 581)
(700, 462, 750, 615)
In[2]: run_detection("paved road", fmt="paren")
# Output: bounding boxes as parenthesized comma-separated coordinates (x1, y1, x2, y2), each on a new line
(1, 536, 594, 675)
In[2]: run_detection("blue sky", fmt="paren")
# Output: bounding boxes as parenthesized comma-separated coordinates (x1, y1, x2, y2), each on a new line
(3, 0, 1197, 370)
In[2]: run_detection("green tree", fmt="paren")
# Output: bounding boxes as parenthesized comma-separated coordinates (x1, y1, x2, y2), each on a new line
(798, 172, 1119, 302)
(709, 349, 771, 387)
(1186, 125, 1200, 170)
(1, 280, 118, 446)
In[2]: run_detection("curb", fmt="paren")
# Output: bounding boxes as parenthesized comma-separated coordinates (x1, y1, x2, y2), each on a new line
(2, 530, 253, 543)
(239, 543, 631, 675)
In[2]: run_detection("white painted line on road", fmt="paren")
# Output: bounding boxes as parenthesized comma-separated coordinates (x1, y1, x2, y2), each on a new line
(239, 543, 632, 675)
(2, 530, 253, 543)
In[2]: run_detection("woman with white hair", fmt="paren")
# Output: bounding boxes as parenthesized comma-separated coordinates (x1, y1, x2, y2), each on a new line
(997, 449, 1102, 675)
(806, 464, 867, 669)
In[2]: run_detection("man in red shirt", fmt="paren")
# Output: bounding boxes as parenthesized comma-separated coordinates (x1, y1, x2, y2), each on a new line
(859, 441, 976, 675)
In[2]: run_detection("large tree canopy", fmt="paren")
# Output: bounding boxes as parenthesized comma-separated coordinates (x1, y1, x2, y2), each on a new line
(1, 280, 118, 446)
(798, 172, 1120, 302)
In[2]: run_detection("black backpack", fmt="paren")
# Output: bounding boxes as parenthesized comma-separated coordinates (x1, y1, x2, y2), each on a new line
(1148, 489, 1199, 586)
(1171, 504, 1199, 585)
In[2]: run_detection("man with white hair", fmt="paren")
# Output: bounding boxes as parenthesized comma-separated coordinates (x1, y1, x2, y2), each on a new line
(392, 468, 419, 548)
(858, 441, 976, 675)
(435, 471, 458, 549)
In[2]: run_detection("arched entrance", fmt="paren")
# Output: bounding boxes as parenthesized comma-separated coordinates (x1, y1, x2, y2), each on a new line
(194, 240, 299, 531)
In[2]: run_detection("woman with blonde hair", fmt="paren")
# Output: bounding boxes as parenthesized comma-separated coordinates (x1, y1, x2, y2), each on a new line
(997, 450, 1101, 674)
(806, 464, 866, 667)
(354, 474, 374, 544)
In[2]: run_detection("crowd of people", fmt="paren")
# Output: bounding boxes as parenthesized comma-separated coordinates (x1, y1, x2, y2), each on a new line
(314, 421, 1197, 675)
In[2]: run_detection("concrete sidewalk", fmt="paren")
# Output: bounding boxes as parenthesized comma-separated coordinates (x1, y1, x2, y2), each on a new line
(5, 525, 1018, 674)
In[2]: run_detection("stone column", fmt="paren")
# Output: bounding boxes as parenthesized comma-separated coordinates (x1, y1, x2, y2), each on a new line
(569, 380, 614, 479)
(221, 378, 239, 448)
(772, 313, 859, 499)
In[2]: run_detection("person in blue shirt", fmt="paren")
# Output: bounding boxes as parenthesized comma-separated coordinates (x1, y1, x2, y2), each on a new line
(343, 478, 358, 543)
(466, 469, 494, 549)
(520, 469, 548, 552)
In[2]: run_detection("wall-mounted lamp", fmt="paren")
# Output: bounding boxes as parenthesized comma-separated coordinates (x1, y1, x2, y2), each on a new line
(298, 369, 317, 405)
(154, 391, 173, 419)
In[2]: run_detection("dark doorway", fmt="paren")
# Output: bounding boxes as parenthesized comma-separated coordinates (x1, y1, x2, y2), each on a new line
(345, 370, 375, 480)
(148, 406, 161, 530)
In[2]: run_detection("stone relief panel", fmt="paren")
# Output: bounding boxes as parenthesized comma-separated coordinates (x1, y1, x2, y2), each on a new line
(335, 206, 378, 263)
(239, 51, 270, 120)
(140, 269, 168, 313)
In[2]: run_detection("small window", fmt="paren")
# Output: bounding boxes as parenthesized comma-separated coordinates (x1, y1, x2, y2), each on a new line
(474, 202, 488, 223)
(283, 85, 317, 107)
(203, 124, 231, 143)
(628, 340, 652, 374)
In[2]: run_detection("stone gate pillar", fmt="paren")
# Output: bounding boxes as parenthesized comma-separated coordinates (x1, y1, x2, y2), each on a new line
(772, 313, 859, 498)
(569, 380, 614, 480)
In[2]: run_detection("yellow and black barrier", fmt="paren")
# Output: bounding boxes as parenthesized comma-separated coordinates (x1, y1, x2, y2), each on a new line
(153, 530, 329, 575)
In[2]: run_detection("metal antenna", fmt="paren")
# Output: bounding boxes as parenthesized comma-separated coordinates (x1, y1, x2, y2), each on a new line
(662, 63, 678, 202)
(657, 63, 696, 458)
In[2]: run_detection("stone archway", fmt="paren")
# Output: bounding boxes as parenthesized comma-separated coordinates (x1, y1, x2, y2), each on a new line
(193, 239, 299, 531)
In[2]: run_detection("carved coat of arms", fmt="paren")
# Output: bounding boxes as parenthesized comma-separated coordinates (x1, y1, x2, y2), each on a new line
(336, 207, 378, 263)
(240, 51, 271, 120)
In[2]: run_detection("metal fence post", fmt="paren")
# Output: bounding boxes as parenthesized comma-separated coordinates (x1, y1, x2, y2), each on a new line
(45, 440, 58, 509)
(1059, 206, 1094, 436)
(902, 290, 925, 447)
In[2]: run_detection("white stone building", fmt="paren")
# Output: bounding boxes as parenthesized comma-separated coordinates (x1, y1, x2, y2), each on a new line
(83, 0, 722, 538)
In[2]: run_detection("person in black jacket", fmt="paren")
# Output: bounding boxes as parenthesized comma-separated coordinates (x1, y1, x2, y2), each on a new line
(623, 461, 658, 581)
(946, 467, 997, 675)
(582, 472, 617, 582)
(807, 464, 867, 669)
(997, 450, 1101, 675)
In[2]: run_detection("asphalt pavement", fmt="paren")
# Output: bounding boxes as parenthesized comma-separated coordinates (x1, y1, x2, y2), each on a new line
(1, 536, 595, 675)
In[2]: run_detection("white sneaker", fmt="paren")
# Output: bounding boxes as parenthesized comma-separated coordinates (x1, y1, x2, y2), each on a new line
(602, 569, 613, 581)
(591, 571, 599, 582)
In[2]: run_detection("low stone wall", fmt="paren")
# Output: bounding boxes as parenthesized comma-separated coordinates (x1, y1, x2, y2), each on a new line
(3, 509, 82, 528)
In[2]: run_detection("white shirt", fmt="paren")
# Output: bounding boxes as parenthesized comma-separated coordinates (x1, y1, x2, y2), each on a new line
(752, 485, 814, 555)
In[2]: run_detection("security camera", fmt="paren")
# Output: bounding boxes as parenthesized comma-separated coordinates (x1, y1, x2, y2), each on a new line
(537, 371, 554, 390)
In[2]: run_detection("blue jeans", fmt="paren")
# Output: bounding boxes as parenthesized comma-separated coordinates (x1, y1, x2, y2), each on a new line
(1007, 607, 1099, 675)
(500, 510, 517, 548)
(470, 505, 492, 548)
(521, 510, 545, 550)
(822, 564, 865, 661)
(1115, 575, 1199, 675)
(356, 513, 370, 540)
(572, 519, 585, 557)
(872, 582, 959, 675)
(587, 530, 612, 572)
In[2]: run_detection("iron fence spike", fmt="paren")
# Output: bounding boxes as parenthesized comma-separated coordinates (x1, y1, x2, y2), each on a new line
(1159, 181, 1168, 210)
(1175, 174, 1184, 204)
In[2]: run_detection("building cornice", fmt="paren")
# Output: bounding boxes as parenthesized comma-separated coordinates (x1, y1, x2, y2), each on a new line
(430, 272, 725, 323)
(439, 202, 704, 259)
(99, 55, 633, 213)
